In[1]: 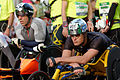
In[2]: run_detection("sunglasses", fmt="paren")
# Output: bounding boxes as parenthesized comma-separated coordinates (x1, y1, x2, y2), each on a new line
(16, 11, 26, 17)
(70, 34, 80, 38)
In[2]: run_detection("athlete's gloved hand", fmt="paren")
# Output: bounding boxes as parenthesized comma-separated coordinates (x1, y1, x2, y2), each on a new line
(11, 38, 21, 48)
(33, 43, 46, 52)
(37, 43, 46, 52)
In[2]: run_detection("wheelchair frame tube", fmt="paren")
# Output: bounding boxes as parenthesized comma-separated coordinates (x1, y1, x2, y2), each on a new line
(51, 65, 62, 80)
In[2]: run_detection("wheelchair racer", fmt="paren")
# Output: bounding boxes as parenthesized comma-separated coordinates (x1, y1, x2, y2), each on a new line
(9, 3, 52, 79)
(12, 3, 52, 52)
(47, 19, 115, 74)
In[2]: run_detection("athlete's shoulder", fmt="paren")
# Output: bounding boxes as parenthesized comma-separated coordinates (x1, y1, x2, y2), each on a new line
(32, 18, 45, 25)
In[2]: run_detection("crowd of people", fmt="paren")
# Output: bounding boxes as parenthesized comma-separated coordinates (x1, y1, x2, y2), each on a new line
(0, 0, 120, 79)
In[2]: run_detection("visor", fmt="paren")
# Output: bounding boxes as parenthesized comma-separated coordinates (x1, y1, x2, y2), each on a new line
(16, 11, 26, 17)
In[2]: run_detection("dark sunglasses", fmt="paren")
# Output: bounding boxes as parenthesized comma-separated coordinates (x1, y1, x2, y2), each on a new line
(16, 12, 26, 17)
(70, 34, 80, 38)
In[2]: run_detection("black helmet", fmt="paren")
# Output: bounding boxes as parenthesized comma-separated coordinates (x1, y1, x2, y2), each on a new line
(16, 3, 34, 17)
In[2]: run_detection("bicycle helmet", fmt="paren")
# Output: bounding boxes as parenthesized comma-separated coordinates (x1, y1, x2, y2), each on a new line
(68, 19, 87, 35)
(16, 3, 34, 18)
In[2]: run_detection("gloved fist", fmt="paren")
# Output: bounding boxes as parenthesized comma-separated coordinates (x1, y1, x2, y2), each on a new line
(37, 43, 45, 52)
(11, 38, 21, 48)
(33, 43, 47, 52)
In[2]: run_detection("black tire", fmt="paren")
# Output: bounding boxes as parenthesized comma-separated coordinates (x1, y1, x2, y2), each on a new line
(41, 45, 62, 73)
(107, 47, 120, 80)
(27, 71, 50, 80)
(97, 76, 106, 80)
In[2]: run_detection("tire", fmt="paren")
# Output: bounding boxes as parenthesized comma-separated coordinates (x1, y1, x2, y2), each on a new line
(97, 76, 106, 80)
(27, 71, 50, 80)
(107, 47, 120, 80)
(41, 45, 62, 73)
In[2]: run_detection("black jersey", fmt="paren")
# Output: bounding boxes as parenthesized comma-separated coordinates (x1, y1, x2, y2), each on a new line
(64, 32, 114, 55)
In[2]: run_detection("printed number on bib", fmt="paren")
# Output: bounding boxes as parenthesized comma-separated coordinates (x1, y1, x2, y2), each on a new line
(99, 2, 110, 15)
(75, 2, 88, 16)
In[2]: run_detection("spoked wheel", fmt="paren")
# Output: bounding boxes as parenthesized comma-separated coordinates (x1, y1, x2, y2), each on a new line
(107, 47, 120, 80)
(27, 71, 50, 80)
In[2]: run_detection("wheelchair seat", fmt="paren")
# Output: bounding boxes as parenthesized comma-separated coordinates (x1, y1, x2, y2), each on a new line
(83, 44, 119, 77)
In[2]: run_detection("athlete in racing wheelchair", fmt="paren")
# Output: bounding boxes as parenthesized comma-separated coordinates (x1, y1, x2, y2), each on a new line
(0, 3, 52, 79)
(46, 19, 120, 80)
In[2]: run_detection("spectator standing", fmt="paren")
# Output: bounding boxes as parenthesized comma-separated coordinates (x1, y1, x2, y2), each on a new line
(0, 0, 16, 68)
(90, 0, 96, 28)
(32, 0, 45, 18)
(107, 0, 120, 46)
(49, 0, 66, 48)
(95, 0, 120, 46)
(62, 0, 94, 37)
(0, 0, 15, 36)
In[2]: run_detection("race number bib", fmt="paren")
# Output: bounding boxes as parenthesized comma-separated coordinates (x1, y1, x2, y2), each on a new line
(99, 2, 110, 15)
(75, 2, 88, 16)
(0, 5, 1, 16)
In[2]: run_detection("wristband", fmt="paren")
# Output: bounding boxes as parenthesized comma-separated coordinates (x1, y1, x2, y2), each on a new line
(8, 25, 11, 29)
(87, 21, 93, 27)
(106, 19, 108, 26)
(88, 19, 93, 22)
(87, 21, 93, 24)
(62, 21, 68, 28)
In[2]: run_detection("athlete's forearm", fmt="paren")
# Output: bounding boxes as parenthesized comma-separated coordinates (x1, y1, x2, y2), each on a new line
(21, 40, 40, 47)
(23, 46, 33, 51)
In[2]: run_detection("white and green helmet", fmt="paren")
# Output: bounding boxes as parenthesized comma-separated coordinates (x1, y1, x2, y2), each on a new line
(68, 19, 88, 35)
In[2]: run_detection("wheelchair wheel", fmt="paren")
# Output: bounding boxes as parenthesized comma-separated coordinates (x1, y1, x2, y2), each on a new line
(27, 71, 50, 80)
(107, 47, 120, 80)
(41, 45, 62, 73)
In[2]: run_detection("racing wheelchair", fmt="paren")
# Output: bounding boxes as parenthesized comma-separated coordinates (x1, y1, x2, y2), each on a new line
(0, 44, 62, 80)
(41, 44, 120, 80)
(1, 43, 120, 80)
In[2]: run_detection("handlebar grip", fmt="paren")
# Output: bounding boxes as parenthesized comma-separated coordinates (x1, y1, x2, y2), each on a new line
(40, 46, 47, 52)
